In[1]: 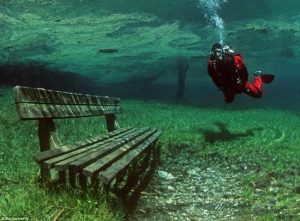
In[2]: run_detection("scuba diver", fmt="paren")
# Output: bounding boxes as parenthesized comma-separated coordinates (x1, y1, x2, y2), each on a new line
(208, 43, 275, 103)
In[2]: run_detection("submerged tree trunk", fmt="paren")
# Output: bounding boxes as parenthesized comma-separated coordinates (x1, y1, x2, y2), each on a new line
(175, 61, 189, 99)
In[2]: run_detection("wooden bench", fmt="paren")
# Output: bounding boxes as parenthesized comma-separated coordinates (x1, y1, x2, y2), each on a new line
(13, 86, 162, 196)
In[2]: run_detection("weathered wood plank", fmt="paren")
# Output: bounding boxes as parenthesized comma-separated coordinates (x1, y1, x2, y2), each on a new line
(100, 131, 162, 185)
(43, 128, 139, 169)
(55, 128, 151, 171)
(34, 128, 132, 163)
(15, 103, 122, 120)
(14, 86, 120, 106)
(82, 129, 157, 177)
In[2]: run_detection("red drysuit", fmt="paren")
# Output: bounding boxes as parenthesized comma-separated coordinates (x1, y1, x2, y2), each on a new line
(208, 53, 262, 103)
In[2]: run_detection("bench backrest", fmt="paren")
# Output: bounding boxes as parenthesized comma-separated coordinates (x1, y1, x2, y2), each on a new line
(14, 86, 123, 152)
(13, 86, 122, 120)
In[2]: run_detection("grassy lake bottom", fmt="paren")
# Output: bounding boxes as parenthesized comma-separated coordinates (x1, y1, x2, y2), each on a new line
(0, 87, 299, 220)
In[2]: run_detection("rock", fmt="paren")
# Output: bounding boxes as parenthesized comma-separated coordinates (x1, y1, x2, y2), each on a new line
(167, 185, 175, 191)
(166, 198, 173, 204)
(187, 167, 201, 176)
(157, 170, 175, 180)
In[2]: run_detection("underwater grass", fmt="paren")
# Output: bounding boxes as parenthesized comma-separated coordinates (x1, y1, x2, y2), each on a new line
(0, 87, 299, 220)
(0, 88, 123, 221)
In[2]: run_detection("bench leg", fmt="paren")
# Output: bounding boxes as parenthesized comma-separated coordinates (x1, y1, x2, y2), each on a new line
(40, 164, 50, 182)
(58, 171, 66, 185)
(127, 144, 159, 209)
(120, 161, 139, 195)
(151, 140, 160, 169)
(79, 174, 87, 191)
(92, 175, 99, 194)
(69, 170, 76, 187)
(105, 114, 117, 132)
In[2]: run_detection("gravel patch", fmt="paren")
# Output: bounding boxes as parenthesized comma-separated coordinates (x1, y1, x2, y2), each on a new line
(127, 152, 247, 221)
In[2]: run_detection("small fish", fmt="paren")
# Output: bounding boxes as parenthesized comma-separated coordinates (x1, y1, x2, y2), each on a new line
(97, 49, 118, 54)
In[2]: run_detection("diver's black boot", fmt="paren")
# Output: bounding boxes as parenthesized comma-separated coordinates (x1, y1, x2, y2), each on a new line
(254, 71, 275, 84)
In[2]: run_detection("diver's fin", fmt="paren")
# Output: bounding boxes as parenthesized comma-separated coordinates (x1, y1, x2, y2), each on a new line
(261, 74, 275, 84)
(254, 71, 275, 84)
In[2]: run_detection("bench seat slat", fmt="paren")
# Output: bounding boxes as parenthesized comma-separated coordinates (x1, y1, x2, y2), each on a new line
(16, 103, 122, 120)
(82, 129, 157, 176)
(34, 128, 133, 163)
(100, 131, 162, 185)
(43, 128, 139, 169)
(14, 86, 120, 106)
(53, 128, 150, 171)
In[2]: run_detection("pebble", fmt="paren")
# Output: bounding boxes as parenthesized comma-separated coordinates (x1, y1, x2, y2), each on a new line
(157, 170, 175, 180)
(167, 185, 175, 191)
